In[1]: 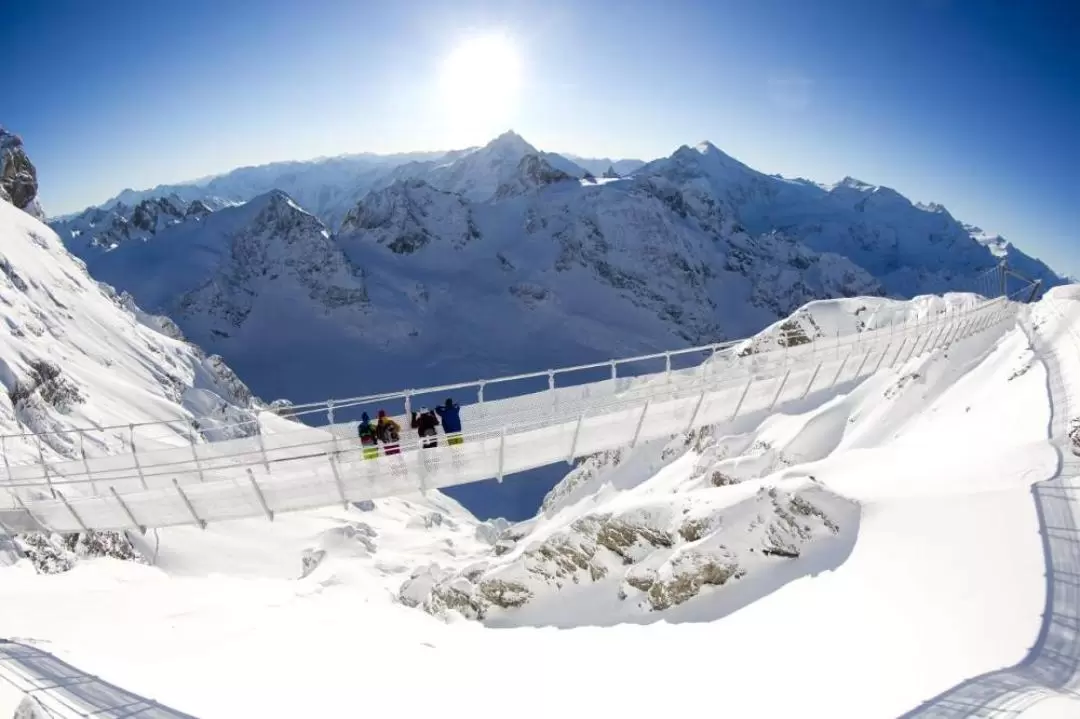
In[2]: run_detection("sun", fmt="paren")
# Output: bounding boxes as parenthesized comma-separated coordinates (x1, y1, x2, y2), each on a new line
(438, 33, 522, 143)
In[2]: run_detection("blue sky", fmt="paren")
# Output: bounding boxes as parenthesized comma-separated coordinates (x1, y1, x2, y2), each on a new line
(7, 0, 1078, 277)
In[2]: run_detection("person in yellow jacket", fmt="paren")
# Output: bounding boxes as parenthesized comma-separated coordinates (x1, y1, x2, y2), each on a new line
(375, 409, 402, 455)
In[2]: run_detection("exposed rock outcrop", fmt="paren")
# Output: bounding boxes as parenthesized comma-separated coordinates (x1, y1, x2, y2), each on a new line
(0, 127, 44, 219)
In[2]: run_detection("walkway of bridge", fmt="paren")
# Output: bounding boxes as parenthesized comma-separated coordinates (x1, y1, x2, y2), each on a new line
(0, 297, 1016, 535)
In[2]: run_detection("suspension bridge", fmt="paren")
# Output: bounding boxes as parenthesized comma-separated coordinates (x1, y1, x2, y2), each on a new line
(0, 291, 1020, 537)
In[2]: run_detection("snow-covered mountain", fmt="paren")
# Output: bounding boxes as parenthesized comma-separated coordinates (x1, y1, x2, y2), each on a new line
(636, 142, 1064, 297)
(54, 194, 223, 252)
(381, 131, 590, 202)
(48, 130, 1064, 455)
(0, 159, 277, 463)
(77, 150, 455, 233)
(563, 153, 646, 178)
(68, 139, 647, 234)
(59, 135, 882, 407)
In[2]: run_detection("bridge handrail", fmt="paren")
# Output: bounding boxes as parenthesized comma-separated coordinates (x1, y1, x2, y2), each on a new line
(0, 297, 1010, 505)
(0, 297, 1000, 445)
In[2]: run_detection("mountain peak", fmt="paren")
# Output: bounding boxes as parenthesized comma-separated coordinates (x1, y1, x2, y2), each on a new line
(835, 176, 875, 191)
(494, 153, 574, 198)
(0, 126, 44, 219)
(481, 130, 537, 158)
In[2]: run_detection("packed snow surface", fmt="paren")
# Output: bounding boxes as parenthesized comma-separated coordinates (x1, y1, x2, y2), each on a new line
(3, 285, 1078, 717)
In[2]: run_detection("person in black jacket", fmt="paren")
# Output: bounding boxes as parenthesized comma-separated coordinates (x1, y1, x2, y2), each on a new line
(411, 406, 440, 449)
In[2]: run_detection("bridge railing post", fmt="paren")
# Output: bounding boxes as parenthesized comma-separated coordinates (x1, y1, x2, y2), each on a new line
(322, 429, 349, 510)
(769, 369, 791, 409)
(731, 376, 754, 420)
(630, 400, 651, 449)
(567, 412, 585, 466)
(888, 337, 909, 369)
(477, 382, 485, 405)
(109, 486, 145, 534)
(254, 413, 272, 474)
(35, 435, 56, 498)
(686, 390, 707, 433)
(801, 362, 823, 400)
(246, 468, 274, 522)
(129, 424, 148, 491)
(56, 490, 88, 534)
(851, 348, 871, 381)
(187, 423, 207, 483)
(416, 437, 429, 495)
(14, 494, 51, 535)
(77, 430, 97, 496)
(172, 478, 206, 530)
(496, 428, 506, 483)
(2, 435, 12, 491)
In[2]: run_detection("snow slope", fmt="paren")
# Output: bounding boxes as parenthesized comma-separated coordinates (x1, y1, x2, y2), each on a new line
(0, 186, 279, 464)
(3, 288, 1077, 718)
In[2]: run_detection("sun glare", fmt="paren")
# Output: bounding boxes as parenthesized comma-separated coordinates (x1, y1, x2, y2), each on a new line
(438, 33, 522, 143)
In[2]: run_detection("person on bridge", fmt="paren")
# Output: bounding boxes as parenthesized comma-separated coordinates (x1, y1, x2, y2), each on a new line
(358, 412, 379, 460)
(411, 407, 440, 449)
(375, 409, 401, 456)
(435, 398, 463, 445)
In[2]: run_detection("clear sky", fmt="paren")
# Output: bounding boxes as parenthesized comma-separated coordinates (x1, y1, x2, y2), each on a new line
(7, 0, 1079, 277)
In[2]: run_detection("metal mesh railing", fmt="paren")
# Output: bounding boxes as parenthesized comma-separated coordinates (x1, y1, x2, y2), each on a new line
(0, 297, 1017, 533)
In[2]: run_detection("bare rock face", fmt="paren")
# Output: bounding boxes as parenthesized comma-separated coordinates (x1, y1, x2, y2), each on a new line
(0, 127, 44, 219)
(15, 530, 146, 574)
(407, 483, 851, 622)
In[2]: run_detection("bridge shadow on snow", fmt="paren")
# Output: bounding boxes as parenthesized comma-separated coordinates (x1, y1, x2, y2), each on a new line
(901, 315, 1080, 717)
(0, 639, 196, 718)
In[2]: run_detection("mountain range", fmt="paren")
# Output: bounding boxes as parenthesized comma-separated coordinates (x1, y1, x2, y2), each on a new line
(46, 129, 1067, 517)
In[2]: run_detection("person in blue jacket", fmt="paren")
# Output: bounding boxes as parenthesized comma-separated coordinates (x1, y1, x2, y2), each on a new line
(435, 398, 463, 445)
